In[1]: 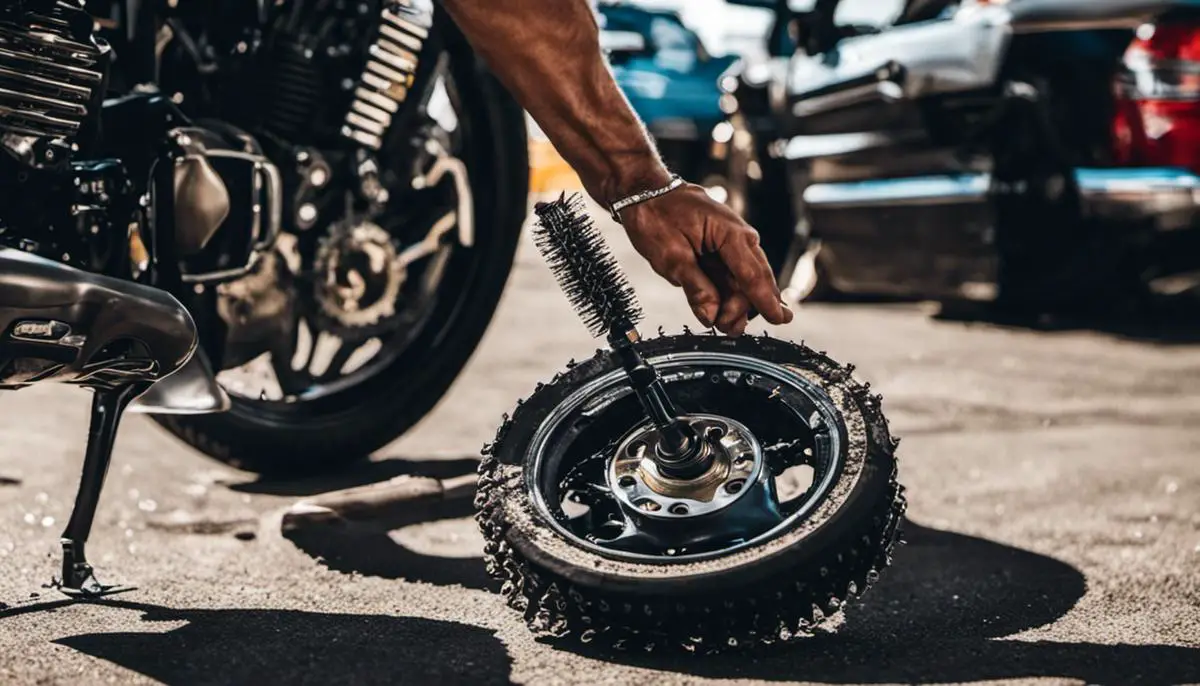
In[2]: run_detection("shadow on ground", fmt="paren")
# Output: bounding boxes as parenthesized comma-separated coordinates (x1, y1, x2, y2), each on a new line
(226, 456, 482, 497)
(561, 522, 1200, 686)
(5, 521, 1198, 683)
(934, 287, 1200, 345)
(48, 601, 513, 685)
(279, 456, 493, 590)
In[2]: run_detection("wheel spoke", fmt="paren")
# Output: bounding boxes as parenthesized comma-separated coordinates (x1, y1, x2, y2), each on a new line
(269, 317, 314, 397)
(763, 438, 812, 469)
(559, 442, 627, 537)
(271, 355, 311, 398)
(395, 210, 458, 270)
(315, 337, 358, 383)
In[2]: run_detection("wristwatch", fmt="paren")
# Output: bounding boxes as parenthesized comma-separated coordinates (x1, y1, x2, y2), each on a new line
(609, 174, 685, 224)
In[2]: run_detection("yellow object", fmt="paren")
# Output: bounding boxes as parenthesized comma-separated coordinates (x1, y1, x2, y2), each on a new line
(528, 138, 584, 194)
(128, 223, 149, 272)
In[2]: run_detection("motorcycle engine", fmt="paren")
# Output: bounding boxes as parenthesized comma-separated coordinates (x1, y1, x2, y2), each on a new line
(1, 0, 438, 360)
(157, 0, 438, 351)
(0, 1, 105, 142)
(0, 0, 114, 269)
(0, 0, 283, 285)
(222, 0, 434, 151)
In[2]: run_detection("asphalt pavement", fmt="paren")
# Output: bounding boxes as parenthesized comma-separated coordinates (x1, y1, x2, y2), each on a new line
(1, 203, 1199, 685)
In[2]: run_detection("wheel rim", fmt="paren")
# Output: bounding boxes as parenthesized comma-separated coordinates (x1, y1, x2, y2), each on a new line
(213, 53, 489, 419)
(525, 351, 847, 564)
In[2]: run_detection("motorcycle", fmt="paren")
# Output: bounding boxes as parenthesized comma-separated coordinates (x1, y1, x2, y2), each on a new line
(0, 0, 526, 593)
(715, 0, 1200, 311)
(1, 0, 529, 478)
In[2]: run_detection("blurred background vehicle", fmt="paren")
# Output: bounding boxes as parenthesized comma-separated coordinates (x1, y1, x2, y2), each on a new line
(532, 0, 772, 195)
(597, 2, 739, 189)
(715, 0, 1200, 313)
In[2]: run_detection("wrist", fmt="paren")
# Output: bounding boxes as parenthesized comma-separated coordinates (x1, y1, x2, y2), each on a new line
(598, 156, 674, 207)
(609, 174, 685, 224)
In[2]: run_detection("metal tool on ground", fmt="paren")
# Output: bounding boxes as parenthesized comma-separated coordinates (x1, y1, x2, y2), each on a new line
(282, 473, 477, 531)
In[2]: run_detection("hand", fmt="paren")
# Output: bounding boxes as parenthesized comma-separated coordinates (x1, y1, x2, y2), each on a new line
(619, 183, 794, 336)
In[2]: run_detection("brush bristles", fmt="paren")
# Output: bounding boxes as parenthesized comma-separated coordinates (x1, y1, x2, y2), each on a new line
(532, 193, 643, 338)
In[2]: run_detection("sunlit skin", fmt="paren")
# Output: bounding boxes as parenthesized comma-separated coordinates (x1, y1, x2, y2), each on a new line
(442, 0, 795, 335)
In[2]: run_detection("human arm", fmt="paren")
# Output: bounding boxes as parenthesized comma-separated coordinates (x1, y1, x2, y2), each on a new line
(440, 0, 793, 334)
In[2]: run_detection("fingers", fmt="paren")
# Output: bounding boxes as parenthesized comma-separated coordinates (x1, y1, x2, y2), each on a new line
(699, 253, 750, 336)
(718, 233, 794, 325)
(670, 261, 722, 328)
(623, 188, 793, 332)
(716, 292, 751, 336)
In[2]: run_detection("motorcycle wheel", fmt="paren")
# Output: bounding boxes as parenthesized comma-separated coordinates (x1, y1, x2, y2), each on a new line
(157, 40, 528, 476)
(476, 333, 906, 653)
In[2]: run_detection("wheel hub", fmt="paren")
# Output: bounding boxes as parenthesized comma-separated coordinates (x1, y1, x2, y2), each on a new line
(313, 220, 405, 334)
(604, 413, 783, 552)
(611, 415, 762, 517)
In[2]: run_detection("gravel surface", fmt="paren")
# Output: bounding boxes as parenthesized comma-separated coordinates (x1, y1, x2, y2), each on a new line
(2, 204, 1199, 685)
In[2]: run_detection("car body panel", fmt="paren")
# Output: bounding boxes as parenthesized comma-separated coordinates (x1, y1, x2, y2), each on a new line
(599, 4, 736, 141)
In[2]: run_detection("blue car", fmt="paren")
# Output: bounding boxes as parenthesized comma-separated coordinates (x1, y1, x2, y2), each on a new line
(598, 3, 737, 181)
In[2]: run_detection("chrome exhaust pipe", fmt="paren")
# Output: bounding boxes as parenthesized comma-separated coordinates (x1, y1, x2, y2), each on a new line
(0, 249, 197, 390)
(0, 248, 228, 414)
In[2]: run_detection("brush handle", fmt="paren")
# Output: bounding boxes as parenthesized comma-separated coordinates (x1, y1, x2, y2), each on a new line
(607, 327, 706, 476)
(610, 339, 679, 426)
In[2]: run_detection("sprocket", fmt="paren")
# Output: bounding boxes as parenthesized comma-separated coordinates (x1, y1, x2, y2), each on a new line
(310, 218, 406, 339)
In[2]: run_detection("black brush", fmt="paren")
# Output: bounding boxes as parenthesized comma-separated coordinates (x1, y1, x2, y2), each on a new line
(532, 193, 643, 338)
(532, 194, 707, 477)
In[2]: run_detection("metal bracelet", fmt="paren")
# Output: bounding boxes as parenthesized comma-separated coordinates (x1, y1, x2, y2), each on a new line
(609, 174, 685, 224)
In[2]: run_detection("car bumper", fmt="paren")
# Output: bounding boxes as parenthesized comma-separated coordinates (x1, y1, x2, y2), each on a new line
(1075, 167, 1200, 232)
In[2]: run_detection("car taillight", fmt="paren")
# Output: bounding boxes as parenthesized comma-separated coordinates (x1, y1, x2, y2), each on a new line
(1113, 20, 1200, 172)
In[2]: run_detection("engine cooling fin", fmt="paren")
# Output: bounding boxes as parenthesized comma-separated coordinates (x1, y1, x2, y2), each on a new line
(0, 0, 105, 141)
(341, 0, 432, 150)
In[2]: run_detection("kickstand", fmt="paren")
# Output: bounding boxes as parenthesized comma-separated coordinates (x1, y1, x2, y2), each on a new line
(56, 382, 150, 599)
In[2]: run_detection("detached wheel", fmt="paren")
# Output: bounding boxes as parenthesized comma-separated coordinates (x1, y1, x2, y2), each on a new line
(476, 334, 905, 652)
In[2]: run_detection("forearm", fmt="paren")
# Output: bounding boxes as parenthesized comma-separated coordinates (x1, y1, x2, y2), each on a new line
(440, 0, 671, 205)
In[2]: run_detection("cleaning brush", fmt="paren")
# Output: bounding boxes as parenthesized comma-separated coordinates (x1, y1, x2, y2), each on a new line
(532, 193, 643, 338)
(531, 194, 708, 476)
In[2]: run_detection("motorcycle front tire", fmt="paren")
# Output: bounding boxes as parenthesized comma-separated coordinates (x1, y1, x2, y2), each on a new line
(157, 39, 528, 477)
